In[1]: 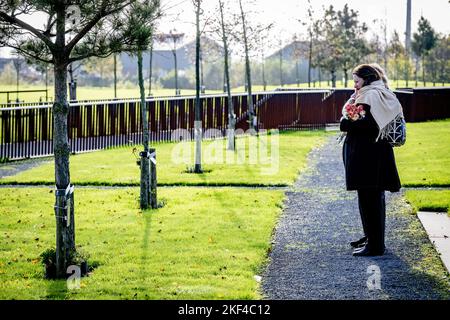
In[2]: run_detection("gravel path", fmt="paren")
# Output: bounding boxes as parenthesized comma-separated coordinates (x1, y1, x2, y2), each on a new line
(262, 134, 450, 300)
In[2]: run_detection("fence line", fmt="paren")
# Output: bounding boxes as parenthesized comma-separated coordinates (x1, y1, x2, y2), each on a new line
(1, 88, 449, 160)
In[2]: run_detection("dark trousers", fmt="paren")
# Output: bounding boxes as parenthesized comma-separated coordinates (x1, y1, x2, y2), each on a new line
(357, 188, 386, 251)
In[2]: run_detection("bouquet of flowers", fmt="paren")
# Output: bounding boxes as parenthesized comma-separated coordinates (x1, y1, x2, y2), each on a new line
(337, 94, 365, 145)
(343, 103, 366, 121)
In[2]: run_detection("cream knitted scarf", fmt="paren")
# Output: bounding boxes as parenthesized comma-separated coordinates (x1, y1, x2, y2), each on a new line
(355, 80, 403, 141)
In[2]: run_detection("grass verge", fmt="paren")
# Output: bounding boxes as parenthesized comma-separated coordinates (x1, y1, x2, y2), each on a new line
(0, 130, 331, 186)
(395, 119, 450, 187)
(404, 190, 450, 216)
(0, 187, 284, 299)
(387, 195, 450, 299)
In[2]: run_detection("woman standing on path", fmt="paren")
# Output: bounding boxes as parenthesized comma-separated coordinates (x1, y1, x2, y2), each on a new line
(340, 64, 402, 256)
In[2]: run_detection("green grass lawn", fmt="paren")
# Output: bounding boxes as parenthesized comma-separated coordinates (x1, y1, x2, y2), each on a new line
(394, 118, 450, 215)
(2, 80, 449, 104)
(0, 85, 209, 103)
(394, 119, 450, 187)
(0, 187, 285, 299)
(405, 190, 450, 215)
(0, 130, 331, 186)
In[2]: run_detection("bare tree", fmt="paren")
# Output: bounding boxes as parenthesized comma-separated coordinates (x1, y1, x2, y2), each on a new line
(12, 54, 23, 101)
(291, 34, 302, 87)
(147, 39, 154, 96)
(156, 30, 185, 96)
(204, 0, 238, 149)
(114, 54, 118, 98)
(278, 39, 285, 87)
(234, 0, 272, 131)
(193, 0, 202, 172)
(299, 0, 315, 88)
(237, 0, 255, 131)
(388, 30, 406, 88)
(259, 35, 268, 91)
(310, 20, 326, 87)
(405, 0, 412, 86)
(218, 0, 236, 150)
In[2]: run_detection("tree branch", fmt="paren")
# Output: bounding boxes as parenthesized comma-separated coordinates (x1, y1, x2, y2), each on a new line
(66, 1, 134, 53)
(68, 50, 117, 63)
(72, 63, 82, 72)
(200, 15, 213, 35)
(43, 13, 56, 37)
(5, 44, 53, 64)
(0, 11, 55, 51)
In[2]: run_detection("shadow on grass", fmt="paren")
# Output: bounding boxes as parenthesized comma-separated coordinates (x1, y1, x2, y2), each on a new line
(139, 208, 154, 297)
(45, 278, 68, 300)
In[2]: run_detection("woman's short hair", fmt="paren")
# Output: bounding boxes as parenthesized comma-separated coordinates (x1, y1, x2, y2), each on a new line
(352, 64, 381, 87)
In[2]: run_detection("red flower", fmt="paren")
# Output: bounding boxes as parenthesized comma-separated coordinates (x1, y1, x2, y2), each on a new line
(344, 104, 366, 121)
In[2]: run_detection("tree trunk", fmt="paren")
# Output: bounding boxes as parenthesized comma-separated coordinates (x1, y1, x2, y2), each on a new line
(422, 55, 426, 87)
(54, 60, 74, 278)
(223, 71, 226, 92)
(383, 26, 388, 74)
(173, 50, 179, 96)
(219, 0, 235, 151)
(149, 147, 157, 208)
(69, 81, 77, 101)
(200, 48, 205, 93)
(138, 50, 153, 209)
(431, 59, 436, 86)
(414, 57, 419, 87)
(194, 1, 202, 172)
(239, 0, 254, 132)
(148, 43, 153, 96)
(331, 70, 336, 88)
(53, 7, 74, 279)
(405, 59, 410, 87)
(262, 58, 266, 91)
(114, 54, 117, 98)
(295, 60, 299, 87)
(45, 66, 48, 101)
(344, 69, 348, 88)
(395, 59, 399, 88)
(318, 68, 322, 86)
(308, 32, 312, 88)
(15, 62, 19, 101)
(279, 48, 283, 87)
(68, 64, 77, 101)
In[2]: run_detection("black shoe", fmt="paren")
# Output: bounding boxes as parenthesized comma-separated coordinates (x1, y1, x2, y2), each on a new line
(350, 236, 367, 248)
(352, 245, 385, 257)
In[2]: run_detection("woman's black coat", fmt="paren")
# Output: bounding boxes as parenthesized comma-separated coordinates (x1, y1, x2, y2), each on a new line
(340, 104, 401, 192)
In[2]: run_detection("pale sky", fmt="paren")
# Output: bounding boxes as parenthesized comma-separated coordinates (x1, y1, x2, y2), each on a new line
(157, 0, 450, 40)
(1, 0, 449, 57)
